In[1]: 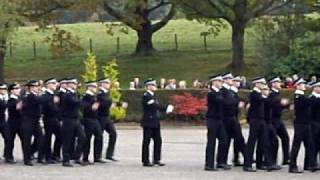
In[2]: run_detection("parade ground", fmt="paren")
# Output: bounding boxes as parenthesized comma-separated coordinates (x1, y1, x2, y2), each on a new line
(0, 126, 318, 180)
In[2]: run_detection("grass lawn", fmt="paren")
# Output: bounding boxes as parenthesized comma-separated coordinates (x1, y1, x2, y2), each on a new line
(5, 19, 261, 87)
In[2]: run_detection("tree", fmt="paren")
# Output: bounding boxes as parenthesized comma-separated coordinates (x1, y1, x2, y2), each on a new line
(82, 52, 97, 82)
(101, 0, 176, 55)
(0, 0, 75, 81)
(180, 0, 318, 68)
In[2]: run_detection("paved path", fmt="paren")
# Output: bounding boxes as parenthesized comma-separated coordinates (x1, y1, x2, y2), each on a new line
(0, 126, 318, 180)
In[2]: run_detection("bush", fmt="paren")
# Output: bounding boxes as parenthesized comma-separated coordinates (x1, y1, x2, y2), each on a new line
(44, 26, 83, 58)
(102, 58, 127, 121)
(82, 52, 97, 82)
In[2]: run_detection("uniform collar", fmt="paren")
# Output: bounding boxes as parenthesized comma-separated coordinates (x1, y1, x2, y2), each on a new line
(222, 83, 231, 90)
(67, 88, 75, 94)
(253, 87, 261, 93)
(85, 90, 95, 96)
(211, 86, 220, 92)
(147, 90, 154, 96)
(230, 86, 238, 93)
(59, 88, 67, 93)
(45, 88, 54, 95)
(10, 94, 19, 99)
(271, 88, 279, 93)
(295, 90, 304, 95)
(0, 94, 7, 100)
(99, 87, 108, 93)
(312, 92, 320, 98)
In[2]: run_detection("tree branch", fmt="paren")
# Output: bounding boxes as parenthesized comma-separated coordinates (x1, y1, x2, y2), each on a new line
(148, 0, 172, 12)
(103, 2, 140, 31)
(151, 3, 175, 33)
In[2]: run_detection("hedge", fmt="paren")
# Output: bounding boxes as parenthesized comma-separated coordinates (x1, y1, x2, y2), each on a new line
(120, 89, 297, 123)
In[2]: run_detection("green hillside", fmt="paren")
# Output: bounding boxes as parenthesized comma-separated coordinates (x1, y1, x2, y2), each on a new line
(5, 19, 261, 87)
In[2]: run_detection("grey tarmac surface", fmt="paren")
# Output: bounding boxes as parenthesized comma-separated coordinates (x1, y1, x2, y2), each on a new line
(0, 126, 318, 180)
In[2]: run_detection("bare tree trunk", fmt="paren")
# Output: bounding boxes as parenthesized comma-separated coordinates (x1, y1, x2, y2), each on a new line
(0, 39, 6, 82)
(231, 21, 246, 68)
(135, 22, 155, 56)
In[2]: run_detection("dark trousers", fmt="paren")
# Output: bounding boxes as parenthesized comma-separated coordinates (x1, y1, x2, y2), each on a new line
(244, 119, 272, 168)
(142, 127, 162, 164)
(311, 122, 320, 165)
(256, 124, 278, 167)
(62, 119, 86, 163)
(221, 117, 245, 163)
(99, 117, 117, 158)
(205, 120, 228, 168)
(290, 124, 315, 168)
(21, 118, 44, 163)
(43, 117, 61, 161)
(273, 121, 290, 163)
(83, 119, 103, 161)
(7, 119, 22, 160)
(0, 122, 10, 159)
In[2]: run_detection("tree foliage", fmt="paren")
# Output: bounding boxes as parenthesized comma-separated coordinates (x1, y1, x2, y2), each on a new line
(252, 14, 320, 77)
(179, 0, 319, 68)
(82, 52, 98, 82)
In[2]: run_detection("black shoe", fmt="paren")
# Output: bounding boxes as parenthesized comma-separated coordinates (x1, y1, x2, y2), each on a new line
(204, 166, 219, 171)
(46, 159, 56, 164)
(143, 163, 154, 167)
(82, 160, 93, 166)
(217, 164, 232, 170)
(37, 159, 46, 164)
(106, 157, 118, 162)
(62, 162, 73, 167)
(289, 167, 303, 174)
(256, 165, 268, 170)
(94, 159, 107, 163)
(243, 166, 257, 172)
(282, 160, 290, 165)
(24, 161, 34, 166)
(233, 161, 243, 167)
(74, 160, 88, 166)
(267, 165, 282, 172)
(153, 161, 165, 166)
(5, 159, 17, 164)
(53, 157, 62, 163)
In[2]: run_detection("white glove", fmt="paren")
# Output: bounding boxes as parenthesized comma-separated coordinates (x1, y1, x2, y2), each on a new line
(166, 104, 174, 114)
(147, 99, 155, 105)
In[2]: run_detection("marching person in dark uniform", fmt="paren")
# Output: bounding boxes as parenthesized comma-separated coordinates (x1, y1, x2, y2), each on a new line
(289, 78, 317, 173)
(141, 78, 173, 167)
(268, 77, 290, 165)
(58, 78, 75, 161)
(230, 75, 246, 166)
(60, 78, 86, 167)
(82, 81, 106, 164)
(309, 81, 320, 169)
(219, 73, 245, 168)
(42, 78, 61, 164)
(97, 78, 118, 161)
(255, 86, 281, 170)
(6, 83, 23, 164)
(20, 80, 45, 166)
(205, 75, 228, 171)
(243, 77, 278, 172)
(0, 83, 10, 162)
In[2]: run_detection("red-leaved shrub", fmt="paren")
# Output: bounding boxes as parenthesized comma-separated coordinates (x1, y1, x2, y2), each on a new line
(170, 93, 207, 117)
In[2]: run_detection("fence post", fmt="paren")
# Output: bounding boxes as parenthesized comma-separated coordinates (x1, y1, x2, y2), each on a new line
(203, 34, 208, 52)
(89, 38, 93, 53)
(9, 42, 12, 57)
(174, 34, 178, 51)
(33, 41, 37, 58)
(116, 37, 120, 54)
